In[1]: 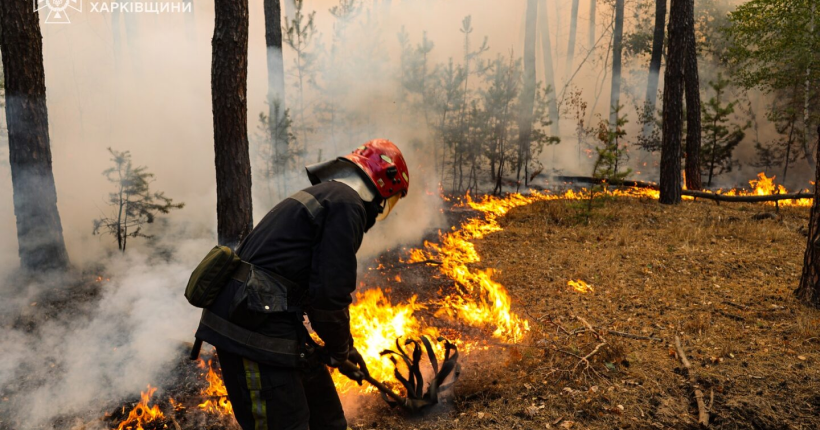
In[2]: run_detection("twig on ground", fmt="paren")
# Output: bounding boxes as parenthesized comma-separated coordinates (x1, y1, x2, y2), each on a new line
(576, 316, 603, 341)
(674, 336, 709, 427)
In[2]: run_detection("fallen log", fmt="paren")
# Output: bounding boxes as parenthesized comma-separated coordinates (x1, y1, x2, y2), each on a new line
(555, 175, 813, 203)
(674, 336, 709, 427)
(681, 190, 812, 203)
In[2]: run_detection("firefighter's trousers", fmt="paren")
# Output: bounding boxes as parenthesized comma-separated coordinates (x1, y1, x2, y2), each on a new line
(216, 348, 347, 430)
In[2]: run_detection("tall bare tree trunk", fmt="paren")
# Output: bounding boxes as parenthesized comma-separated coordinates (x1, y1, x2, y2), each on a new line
(588, 0, 597, 52)
(264, 0, 288, 181)
(0, 1, 70, 271)
(264, 0, 286, 110)
(660, 0, 686, 204)
(796, 126, 820, 308)
(683, 0, 702, 190)
(565, 0, 580, 82)
(609, 0, 625, 126)
(212, 0, 253, 248)
(538, 0, 560, 136)
(642, 0, 666, 138)
(803, 4, 815, 168)
(518, 0, 538, 186)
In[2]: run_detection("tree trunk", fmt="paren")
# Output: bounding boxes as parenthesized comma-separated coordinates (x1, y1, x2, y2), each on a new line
(565, 0, 580, 81)
(518, 0, 538, 186)
(588, 0, 597, 49)
(683, 0, 702, 191)
(264, 0, 286, 111)
(609, 0, 625, 126)
(538, 0, 560, 136)
(642, 0, 666, 138)
(264, 0, 288, 177)
(660, 0, 687, 205)
(212, 0, 253, 248)
(803, 4, 815, 168)
(0, 1, 71, 271)
(796, 126, 820, 308)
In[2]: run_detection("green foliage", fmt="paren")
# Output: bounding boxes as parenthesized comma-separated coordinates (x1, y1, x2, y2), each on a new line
(93, 148, 184, 253)
(726, 0, 819, 92)
(701, 74, 747, 186)
(576, 108, 632, 225)
(753, 103, 802, 182)
(593, 106, 632, 183)
(621, 0, 658, 60)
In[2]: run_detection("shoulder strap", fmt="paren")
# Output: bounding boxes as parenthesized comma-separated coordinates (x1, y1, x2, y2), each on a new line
(289, 190, 324, 219)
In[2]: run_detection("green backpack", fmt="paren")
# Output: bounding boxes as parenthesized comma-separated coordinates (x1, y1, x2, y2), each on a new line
(185, 245, 242, 307)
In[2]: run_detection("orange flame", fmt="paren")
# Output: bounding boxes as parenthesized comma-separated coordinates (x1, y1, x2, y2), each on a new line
(568, 280, 594, 294)
(721, 172, 811, 206)
(197, 359, 233, 416)
(115, 385, 164, 430)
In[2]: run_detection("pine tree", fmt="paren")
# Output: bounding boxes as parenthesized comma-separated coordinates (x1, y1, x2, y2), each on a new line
(212, 0, 253, 248)
(797, 126, 820, 308)
(701, 74, 746, 187)
(0, 0, 71, 270)
(660, 0, 687, 204)
(93, 149, 184, 253)
(594, 106, 631, 183)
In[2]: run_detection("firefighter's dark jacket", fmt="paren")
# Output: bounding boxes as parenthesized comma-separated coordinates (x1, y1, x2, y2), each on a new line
(195, 181, 367, 367)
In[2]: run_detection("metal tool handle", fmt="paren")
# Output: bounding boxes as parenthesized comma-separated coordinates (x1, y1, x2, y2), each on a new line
(338, 360, 406, 405)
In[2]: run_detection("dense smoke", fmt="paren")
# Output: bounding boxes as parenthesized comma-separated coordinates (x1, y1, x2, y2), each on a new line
(0, 0, 812, 427)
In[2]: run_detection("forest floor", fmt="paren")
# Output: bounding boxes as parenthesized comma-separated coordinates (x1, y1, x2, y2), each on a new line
(351, 196, 820, 430)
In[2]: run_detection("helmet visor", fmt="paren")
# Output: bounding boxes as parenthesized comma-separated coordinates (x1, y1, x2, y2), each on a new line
(376, 194, 401, 221)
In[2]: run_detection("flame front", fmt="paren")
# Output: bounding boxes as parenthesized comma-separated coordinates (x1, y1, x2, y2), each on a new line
(108, 171, 812, 418)
(338, 288, 443, 393)
(723, 172, 813, 206)
(115, 385, 164, 430)
(197, 359, 233, 416)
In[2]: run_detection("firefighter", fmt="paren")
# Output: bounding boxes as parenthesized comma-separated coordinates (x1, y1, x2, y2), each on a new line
(194, 140, 410, 430)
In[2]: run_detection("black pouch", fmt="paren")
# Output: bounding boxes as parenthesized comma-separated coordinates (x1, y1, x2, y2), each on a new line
(245, 266, 290, 313)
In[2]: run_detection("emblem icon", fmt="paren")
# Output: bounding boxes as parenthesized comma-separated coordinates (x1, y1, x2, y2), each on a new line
(34, 0, 83, 24)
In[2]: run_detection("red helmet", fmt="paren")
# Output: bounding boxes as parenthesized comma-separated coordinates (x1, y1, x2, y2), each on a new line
(343, 139, 409, 200)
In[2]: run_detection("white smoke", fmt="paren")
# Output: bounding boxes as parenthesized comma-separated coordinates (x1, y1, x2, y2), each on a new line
(0, 0, 806, 427)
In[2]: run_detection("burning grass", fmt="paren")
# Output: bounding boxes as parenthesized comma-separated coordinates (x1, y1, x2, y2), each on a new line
(351, 195, 819, 429)
(22, 179, 817, 430)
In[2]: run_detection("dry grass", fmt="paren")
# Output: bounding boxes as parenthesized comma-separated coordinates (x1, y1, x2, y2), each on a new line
(354, 197, 820, 430)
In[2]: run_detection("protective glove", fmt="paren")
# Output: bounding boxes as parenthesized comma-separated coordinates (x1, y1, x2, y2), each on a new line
(307, 307, 352, 362)
(330, 346, 370, 385)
